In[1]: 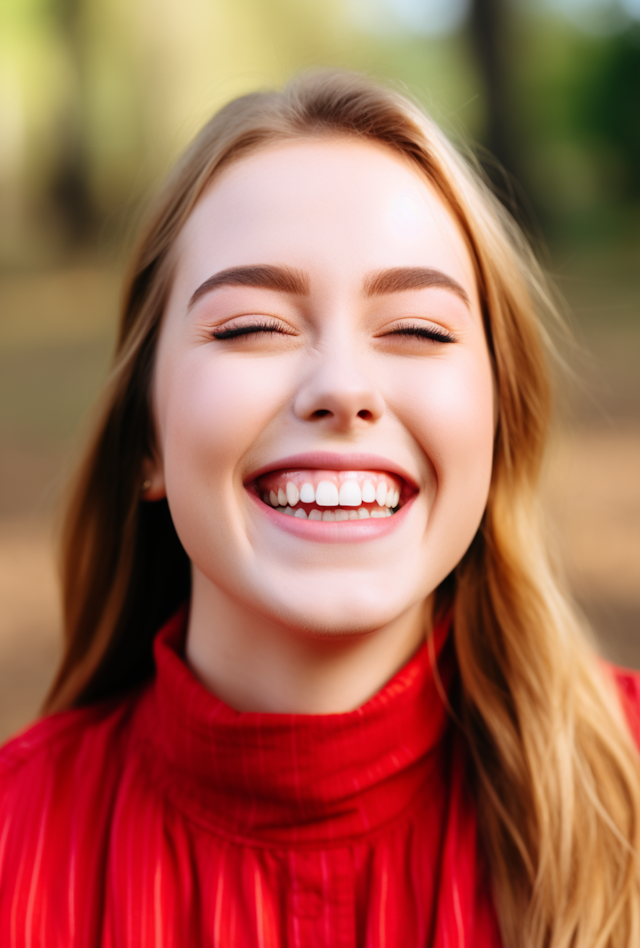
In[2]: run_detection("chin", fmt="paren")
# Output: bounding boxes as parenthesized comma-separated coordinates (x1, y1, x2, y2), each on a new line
(261, 584, 422, 638)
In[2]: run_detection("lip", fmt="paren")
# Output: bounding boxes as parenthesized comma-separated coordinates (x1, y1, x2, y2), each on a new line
(247, 489, 417, 543)
(245, 452, 419, 491)
(244, 451, 419, 543)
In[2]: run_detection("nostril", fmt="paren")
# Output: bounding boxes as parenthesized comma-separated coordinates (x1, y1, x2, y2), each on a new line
(357, 409, 373, 420)
(312, 409, 332, 419)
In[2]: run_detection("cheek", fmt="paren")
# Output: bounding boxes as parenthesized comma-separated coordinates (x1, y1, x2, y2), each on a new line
(419, 353, 495, 574)
(154, 349, 294, 491)
(435, 357, 494, 480)
(391, 350, 495, 513)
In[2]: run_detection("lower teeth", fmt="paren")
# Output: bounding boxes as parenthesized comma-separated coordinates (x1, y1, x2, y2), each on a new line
(274, 506, 394, 520)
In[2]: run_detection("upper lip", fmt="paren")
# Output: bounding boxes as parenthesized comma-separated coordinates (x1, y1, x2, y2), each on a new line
(245, 452, 419, 491)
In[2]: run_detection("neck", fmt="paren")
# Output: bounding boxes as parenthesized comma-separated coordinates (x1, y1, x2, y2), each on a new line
(185, 568, 429, 714)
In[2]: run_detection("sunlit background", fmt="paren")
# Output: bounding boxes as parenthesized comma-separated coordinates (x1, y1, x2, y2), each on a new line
(1, 0, 638, 741)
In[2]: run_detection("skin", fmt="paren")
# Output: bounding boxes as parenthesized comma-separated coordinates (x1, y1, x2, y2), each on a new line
(145, 137, 496, 714)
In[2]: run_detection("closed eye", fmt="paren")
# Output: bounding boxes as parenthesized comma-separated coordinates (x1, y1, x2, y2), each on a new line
(211, 319, 292, 340)
(383, 323, 456, 343)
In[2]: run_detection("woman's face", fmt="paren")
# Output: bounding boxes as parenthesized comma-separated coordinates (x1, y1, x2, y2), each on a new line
(150, 138, 495, 636)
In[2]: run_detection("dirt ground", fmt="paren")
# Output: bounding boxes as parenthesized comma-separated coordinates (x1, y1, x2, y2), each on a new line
(1, 263, 638, 744)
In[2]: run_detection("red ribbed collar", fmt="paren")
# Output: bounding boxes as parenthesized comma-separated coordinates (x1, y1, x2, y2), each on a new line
(139, 608, 455, 846)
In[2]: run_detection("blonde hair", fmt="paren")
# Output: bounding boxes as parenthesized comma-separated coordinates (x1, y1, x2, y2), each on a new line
(46, 71, 640, 946)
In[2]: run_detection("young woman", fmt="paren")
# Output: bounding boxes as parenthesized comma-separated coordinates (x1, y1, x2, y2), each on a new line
(1, 71, 638, 948)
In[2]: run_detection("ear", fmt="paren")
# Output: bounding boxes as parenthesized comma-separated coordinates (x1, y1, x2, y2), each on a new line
(140, 453, 166, 502)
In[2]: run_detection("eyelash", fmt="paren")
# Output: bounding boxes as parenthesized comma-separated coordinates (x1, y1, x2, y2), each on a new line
(384, 324, 455, 343)
(211, 321, 455, 343)
(211, 320, 283, 340)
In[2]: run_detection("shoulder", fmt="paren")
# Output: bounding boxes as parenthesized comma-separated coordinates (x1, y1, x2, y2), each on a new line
(0, 691, 140, 782)
(0, 691, 143, 853)
(608, 664, 640, 748)
(0, 691, 152, 934)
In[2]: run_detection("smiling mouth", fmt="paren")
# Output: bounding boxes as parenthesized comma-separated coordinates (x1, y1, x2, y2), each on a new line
(251, 469, 406, 521)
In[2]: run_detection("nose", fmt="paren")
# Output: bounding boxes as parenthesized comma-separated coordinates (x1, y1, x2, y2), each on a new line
(293, 352, 385, 431)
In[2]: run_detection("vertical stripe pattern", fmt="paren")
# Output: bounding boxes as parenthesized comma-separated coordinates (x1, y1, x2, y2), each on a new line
(10, 607, 632, 945)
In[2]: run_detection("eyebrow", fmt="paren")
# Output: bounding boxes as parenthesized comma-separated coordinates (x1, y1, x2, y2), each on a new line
(363, 267, 470, 305)
(188, 265, 309, 308)
(188, 263, 469, 309)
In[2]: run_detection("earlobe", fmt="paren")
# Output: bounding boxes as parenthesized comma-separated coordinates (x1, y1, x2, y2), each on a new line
(140, 455, 167, 501)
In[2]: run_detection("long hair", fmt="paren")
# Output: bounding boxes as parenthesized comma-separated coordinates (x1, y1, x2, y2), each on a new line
(45, 71, 639, 946)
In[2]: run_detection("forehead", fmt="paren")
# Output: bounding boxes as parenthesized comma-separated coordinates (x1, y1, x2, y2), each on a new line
(174, 137, 477, 297)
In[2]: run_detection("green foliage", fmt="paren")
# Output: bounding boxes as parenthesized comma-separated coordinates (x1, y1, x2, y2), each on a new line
(0, 0, 638, 261)
(509, 13, 640, 246)
(568, 24, 640, 198)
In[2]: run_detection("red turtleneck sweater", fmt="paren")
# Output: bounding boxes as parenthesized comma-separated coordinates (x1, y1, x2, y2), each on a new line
(1, 609, 639, 947)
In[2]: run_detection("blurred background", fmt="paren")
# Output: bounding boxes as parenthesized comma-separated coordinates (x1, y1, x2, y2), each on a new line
(1, 0, 638, 741)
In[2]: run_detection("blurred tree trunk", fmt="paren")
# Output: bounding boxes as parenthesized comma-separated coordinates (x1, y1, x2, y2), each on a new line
(467, 0, 527, 218)
(50, 0, 94, 248)
(469, 0, 510, 168)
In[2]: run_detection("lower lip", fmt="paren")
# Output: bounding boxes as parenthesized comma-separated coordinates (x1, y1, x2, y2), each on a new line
(247, 491, 416, 543)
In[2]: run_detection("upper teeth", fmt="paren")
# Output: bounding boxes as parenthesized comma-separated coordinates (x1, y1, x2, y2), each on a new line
(339, 481, 362, 506)
(316, 481, 339, 506)
(262, 479, 401, 509)
(299, 482, 315, 503)
(361, 481, 376, 503)
(286, 482, 300, 506)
